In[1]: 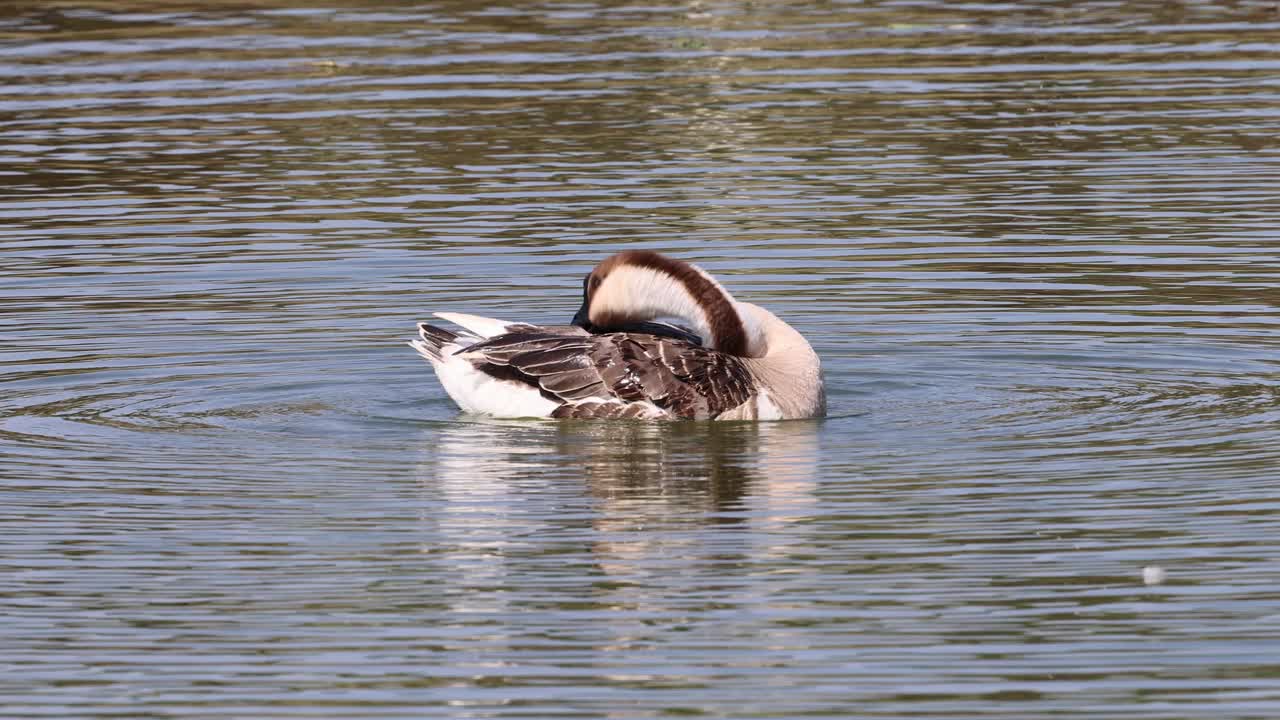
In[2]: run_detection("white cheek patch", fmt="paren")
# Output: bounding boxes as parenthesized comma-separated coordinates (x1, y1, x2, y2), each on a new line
(594, 267, 710, 334)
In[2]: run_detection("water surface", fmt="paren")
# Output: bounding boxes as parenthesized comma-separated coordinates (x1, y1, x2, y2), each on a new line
(3, 1, 1280, 717)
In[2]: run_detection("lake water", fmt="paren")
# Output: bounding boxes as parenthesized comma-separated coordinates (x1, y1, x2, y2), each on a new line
(3, 1, 1280, 717)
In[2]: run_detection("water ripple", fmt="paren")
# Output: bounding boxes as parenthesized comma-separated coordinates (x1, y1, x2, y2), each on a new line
(3, 1, 1280, 717)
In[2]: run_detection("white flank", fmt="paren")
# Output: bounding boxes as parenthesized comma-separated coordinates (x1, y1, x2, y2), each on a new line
(755, 390, 785, 421)
(433, 312, 513, 339)
(411, 339, 558, 418)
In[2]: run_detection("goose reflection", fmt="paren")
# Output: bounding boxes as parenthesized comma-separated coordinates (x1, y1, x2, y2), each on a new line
(422, 419, 819, 509)
(567, 420, 823, 581)
(416, 419, 821, 581)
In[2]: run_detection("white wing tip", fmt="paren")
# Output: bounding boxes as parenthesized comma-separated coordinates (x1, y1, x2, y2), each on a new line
(433, 312, 513, 339)
(408, 338, 435, 361)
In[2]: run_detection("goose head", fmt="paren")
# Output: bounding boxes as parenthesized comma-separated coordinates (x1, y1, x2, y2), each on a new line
(571, 251, 768, 357)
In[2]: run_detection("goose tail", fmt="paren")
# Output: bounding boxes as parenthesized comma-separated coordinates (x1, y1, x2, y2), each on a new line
(409, 322, 461, 364)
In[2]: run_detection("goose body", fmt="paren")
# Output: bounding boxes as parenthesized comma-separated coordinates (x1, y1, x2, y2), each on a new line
(409, 251, 825, 420)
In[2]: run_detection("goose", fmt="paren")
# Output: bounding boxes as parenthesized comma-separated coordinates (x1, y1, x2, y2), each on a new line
(409, 250, 824, 420)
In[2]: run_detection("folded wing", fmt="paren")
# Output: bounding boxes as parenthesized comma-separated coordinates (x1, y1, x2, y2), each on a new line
(456, 330, 754, 420)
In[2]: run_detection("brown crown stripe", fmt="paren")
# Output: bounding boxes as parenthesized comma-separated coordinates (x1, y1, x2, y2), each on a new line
(595, 250, 749, 357)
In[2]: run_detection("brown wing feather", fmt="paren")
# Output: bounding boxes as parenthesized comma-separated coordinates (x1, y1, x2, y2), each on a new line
(459, 330, 754, 420)
(663, 340, 755, 416)
(551, 400, 670, 420)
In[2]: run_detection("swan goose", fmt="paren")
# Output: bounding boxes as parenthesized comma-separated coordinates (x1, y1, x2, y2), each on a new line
(409, 251, 824, 420)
